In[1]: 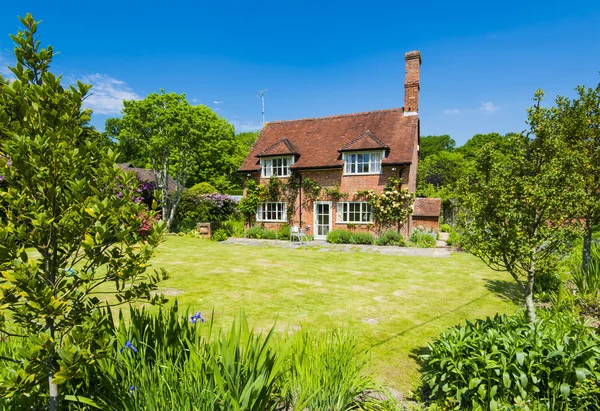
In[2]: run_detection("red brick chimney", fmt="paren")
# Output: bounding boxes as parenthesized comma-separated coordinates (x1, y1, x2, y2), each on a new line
(404, 50, 421, 115)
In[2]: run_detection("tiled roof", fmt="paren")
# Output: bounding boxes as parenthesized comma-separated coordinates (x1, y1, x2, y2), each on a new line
(117, 163, 180, 195)
(256, 137, 296, 157)
(413, 197, 441, 217)
(339, 130, 388, 152)
(239, 108, 418, 172)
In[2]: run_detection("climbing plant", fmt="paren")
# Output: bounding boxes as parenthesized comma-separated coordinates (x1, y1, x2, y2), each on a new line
(323, 184, 349, 201)
(238, 179, 265, 227)
(241, 175, 351, 227)
(356, 177, 414, 234)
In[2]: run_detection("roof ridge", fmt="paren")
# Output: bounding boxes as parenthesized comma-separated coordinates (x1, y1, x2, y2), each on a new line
(339, 130, 388, 151)
(266, 107, 404, 125)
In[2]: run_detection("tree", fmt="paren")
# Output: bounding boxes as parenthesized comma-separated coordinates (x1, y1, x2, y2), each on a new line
(456, 132, 510, 160)
(458, 91, 579, 323)
(418, 151, 468, 188)
(184, 105, 237, 191)
(419, 134, 455, 160)
(236, 131, 259, 151)
(0, 15, 165, 409)
(555, 82, 600, 272)
(118, 92, 203, 232)
(417, 151, 470, 225)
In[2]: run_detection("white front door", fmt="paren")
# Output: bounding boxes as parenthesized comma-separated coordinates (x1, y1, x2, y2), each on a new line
(314, 201, 332, 240)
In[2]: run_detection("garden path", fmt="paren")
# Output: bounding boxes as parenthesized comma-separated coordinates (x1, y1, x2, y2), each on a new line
(223, 238, 451, 257)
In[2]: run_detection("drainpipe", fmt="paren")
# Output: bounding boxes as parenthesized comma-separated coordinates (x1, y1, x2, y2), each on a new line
(299, 173, 302, 227)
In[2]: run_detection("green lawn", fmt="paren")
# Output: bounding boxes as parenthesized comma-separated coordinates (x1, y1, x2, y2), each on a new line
(135, 236, 519, 393)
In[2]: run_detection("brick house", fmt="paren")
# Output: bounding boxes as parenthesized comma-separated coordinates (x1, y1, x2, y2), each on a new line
(239, 50, 440, 239)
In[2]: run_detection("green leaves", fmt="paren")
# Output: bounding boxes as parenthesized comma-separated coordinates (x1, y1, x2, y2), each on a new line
(0, 14, 166, 405)
(458, 95, 582, 322)
(418, 311, 600, 409)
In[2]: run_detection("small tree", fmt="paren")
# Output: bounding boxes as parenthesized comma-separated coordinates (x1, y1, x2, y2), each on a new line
(458, 91, 580, 323)
(0, 15, 165, 409)
(118, 92, 202, 231)
(555, 82, 600, 273)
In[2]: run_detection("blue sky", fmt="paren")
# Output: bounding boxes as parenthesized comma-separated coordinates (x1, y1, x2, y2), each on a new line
(1, 1, 599, 146)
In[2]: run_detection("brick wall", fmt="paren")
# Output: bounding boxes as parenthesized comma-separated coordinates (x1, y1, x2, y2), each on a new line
(243, 164, 414, 238)
(412, 216, 439, 233)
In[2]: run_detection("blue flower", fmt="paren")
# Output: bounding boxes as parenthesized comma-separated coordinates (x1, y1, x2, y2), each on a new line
(120, 340, 137, 354)
(190, 312, 205, 324)
(129, 385, 137, 394)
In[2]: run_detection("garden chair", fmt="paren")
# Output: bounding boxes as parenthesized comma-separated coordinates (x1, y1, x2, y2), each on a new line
(290, 226, 308, 244)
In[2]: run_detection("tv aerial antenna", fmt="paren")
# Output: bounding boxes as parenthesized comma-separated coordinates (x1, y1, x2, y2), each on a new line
(257, 89, 268, 126)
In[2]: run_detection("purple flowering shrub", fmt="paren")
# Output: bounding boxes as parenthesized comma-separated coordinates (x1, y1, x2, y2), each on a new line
(112, 175, 156, 208)
(174, 190, 239, 232)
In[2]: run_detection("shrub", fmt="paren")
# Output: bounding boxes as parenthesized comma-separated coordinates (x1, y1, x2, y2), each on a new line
(446, 231, 462, 247)
(410, 229, 437, 248)
(375, 230, 405, 246)
(440, 223, 452, 233)
(189, 182, 218, 195)
(326, 229, 374, 245)
(326, 229, 353, 244)
(219, 218, 245, 237)
(245, 226, 277, 239)
(277, 224, 291, 240)
(262, 229, 278, 240)
(350, 232, 374, 245)
(211, 229, 228, 242)
(174, 191, 238, 232)
(246, 226, 266, 239)
(418, 310, 600, 410)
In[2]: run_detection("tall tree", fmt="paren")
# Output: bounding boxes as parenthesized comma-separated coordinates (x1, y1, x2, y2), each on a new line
(456, 132, 510, 160)
(0, 15, 165, 409)
(118, 92, 200, 231)
(458, 91, 579, 323)
(419, 134, 455, 160)
(417, 151, 470, 225)
(185, 105, 237, 191)
(555, 82, 600, 272)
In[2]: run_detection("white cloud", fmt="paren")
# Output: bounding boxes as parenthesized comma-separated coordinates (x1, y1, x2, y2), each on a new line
(213, 100, 223, 104)
(232, 120, 262, 133)
(481, 102, 497, 112)
(443, 108, 460, 114)
(80, 73, 140, 115)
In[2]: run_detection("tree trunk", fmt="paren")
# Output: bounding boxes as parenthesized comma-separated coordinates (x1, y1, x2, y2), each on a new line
(525, 256, 537, 324)
(582, 219, 593, 274)
(49, 374, 58, 411)
(525, 274, 536, 324)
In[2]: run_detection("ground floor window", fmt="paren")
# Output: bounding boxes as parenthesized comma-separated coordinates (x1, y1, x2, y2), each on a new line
(337, 202, 373, 223)
(257, 202, 286, 222)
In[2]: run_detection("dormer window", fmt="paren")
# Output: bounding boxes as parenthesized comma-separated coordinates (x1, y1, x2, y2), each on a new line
(261, 156, 294, 178)
(343, 151, 383, 175)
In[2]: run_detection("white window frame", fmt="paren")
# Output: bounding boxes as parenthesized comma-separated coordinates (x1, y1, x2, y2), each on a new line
(260, 156, 294, 178)
(336, 202, 373, 224)
(257, 202, 287, 222)
(342, 151, 384, 175)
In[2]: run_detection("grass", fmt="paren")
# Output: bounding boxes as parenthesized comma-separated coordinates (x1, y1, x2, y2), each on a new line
(112, 236, 518, 394)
